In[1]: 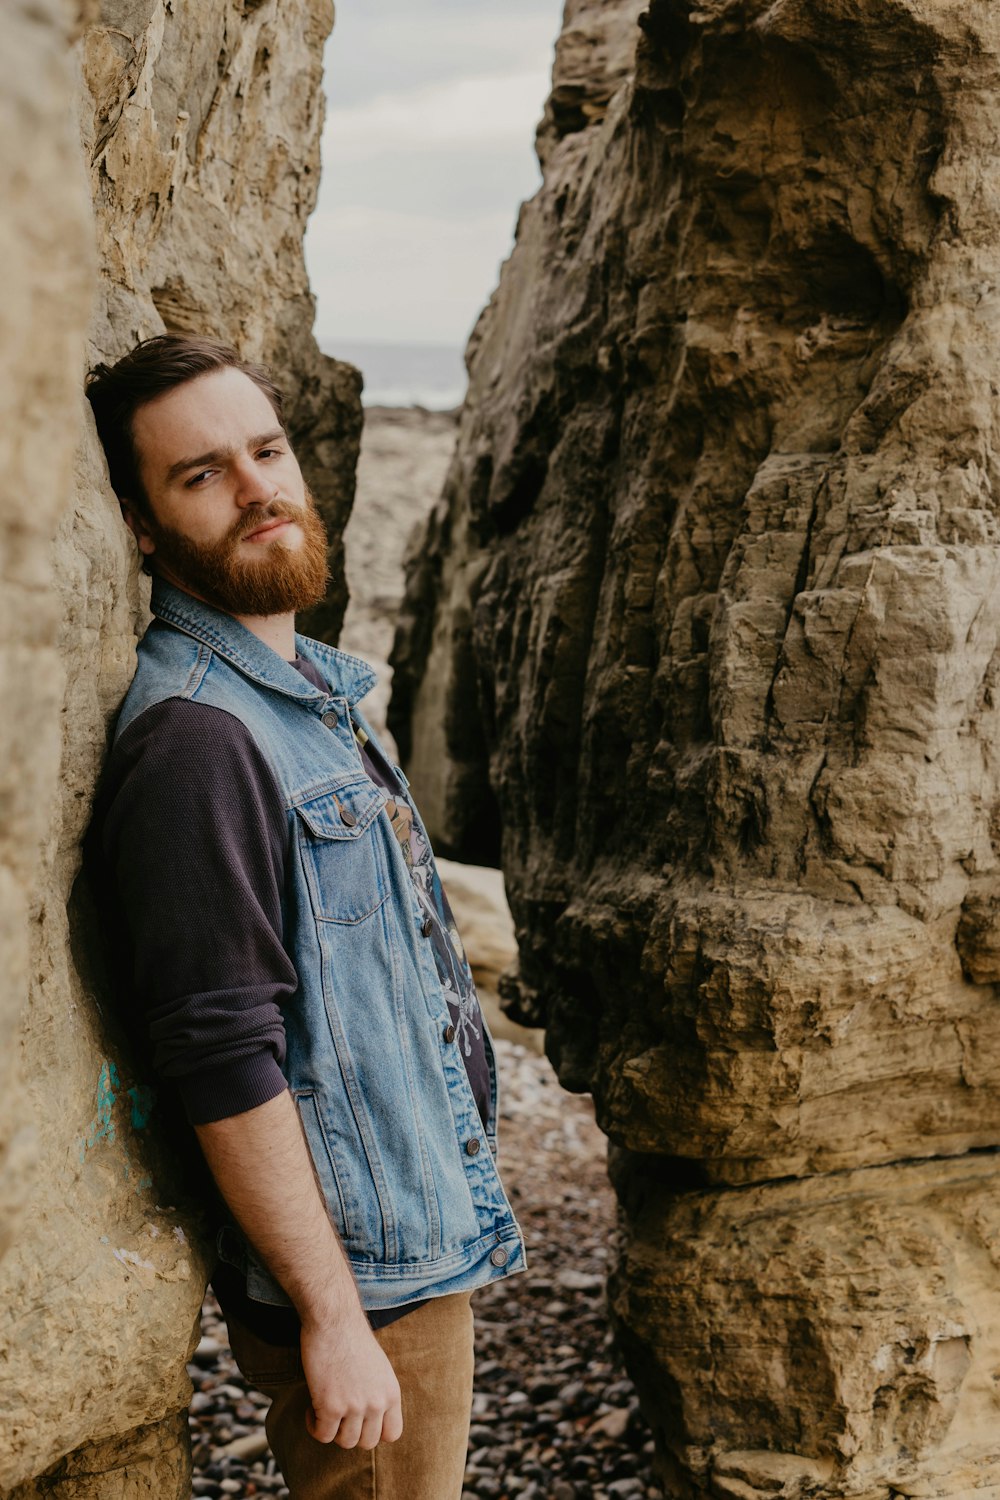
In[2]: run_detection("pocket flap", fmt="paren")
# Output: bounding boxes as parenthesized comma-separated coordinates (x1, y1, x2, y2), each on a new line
(294, 777, 385, 840)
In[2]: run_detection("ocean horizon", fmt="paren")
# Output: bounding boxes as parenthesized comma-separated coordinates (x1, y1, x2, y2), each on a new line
(319, 336, 468, 411)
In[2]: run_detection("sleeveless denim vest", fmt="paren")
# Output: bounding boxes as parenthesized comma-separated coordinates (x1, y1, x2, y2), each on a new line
(114, 577, 525, 1311)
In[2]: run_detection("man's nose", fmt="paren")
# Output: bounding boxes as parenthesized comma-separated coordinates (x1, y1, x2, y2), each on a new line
(233, 459, 277, 506)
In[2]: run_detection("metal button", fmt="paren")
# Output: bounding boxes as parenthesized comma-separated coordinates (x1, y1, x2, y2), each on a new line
(421, 917, 433, 937)
(321, 710, 337, 727)
(465, 1138, 481, 1157)
(490, 1246, 509, 1267)
(443, 1024, 456, 1044)
(333, 795, 357, 828)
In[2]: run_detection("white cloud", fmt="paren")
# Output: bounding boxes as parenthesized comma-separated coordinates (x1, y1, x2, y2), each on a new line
(308, 0, 565, 347)
(322, 69, 552, 158)
(307, 203, 517, 346)
(324, 10, 563, 106)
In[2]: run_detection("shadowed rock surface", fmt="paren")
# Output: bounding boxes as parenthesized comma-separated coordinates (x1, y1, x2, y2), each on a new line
(391, 0, 1000, 1493)
(0, 1, 359, 1494)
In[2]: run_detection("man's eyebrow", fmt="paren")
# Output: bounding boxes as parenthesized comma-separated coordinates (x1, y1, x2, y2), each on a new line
(165, 429, 287, 483)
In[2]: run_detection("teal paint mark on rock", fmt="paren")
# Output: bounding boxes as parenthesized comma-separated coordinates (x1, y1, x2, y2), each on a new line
(83, 1060, 120, 1152)
(79, 1063, 157, 1167)
(127, 1084, 156, 1129)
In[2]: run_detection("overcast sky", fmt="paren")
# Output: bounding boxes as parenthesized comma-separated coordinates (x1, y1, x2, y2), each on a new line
(305, 0, 565, 348)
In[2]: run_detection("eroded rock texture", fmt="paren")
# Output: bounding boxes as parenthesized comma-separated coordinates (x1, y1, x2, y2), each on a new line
(0, 1, 357, 1494)
(392, 0, 1000, 1492)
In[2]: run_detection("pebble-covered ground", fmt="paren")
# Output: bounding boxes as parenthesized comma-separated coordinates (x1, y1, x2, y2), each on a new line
(188, 1040, 664, 1499)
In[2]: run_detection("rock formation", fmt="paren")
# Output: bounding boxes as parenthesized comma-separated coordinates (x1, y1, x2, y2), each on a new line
(391, 0, 1000, 1493)
(0, 1, 360, 1494)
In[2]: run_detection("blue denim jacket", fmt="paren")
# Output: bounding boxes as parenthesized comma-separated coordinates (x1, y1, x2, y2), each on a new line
(114, 577, 525, 1311)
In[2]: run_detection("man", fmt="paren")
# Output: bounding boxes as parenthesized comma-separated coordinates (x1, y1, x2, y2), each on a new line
(84, 334, 524, 1500)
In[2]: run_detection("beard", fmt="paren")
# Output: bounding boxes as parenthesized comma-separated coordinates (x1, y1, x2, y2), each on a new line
(147, 486, 331, 617)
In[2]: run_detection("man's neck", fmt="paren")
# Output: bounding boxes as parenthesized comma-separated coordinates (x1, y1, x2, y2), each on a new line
(233, 610, 297, 662)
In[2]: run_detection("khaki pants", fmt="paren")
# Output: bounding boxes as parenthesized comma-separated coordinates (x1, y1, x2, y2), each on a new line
(225, 1292, 475, 1500)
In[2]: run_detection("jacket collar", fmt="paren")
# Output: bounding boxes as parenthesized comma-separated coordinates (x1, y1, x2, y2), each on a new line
(150, 576, 377, 707)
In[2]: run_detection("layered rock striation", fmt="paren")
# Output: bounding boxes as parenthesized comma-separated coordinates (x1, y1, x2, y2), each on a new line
(0, 1, 359, 1494)
(391, 0, 1000, 1493)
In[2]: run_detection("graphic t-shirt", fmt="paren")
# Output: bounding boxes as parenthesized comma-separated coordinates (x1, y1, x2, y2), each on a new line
(337, 686, 490, 1118)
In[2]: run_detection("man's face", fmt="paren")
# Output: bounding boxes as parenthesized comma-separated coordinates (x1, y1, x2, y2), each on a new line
(126, 366, 329, 617)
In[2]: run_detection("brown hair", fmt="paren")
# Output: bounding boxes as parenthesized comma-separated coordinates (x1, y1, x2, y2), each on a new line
(85, 334, 284, 516)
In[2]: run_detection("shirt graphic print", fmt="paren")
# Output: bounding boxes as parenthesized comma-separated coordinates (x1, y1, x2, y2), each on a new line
(378, 774, 484, 1063)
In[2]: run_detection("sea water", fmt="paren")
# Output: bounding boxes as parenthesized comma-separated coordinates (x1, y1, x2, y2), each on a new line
(320, 337, 467, 411)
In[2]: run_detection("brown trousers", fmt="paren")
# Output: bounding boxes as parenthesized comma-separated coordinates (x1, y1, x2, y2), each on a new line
(225, 1292, 475, 1500)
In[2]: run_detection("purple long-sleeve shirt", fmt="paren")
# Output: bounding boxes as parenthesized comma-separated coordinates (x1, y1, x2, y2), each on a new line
(88, 647, 490, 1340)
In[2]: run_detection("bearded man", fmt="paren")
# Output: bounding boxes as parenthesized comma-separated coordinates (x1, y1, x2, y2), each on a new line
(84, 335, 524, 1500)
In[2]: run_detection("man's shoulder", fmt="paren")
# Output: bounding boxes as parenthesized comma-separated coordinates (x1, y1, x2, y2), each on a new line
(114, 693, 257, 759)
(107, 697, 278, 808)
(116, 618, 206, 739)
(119, 618, 268, 747)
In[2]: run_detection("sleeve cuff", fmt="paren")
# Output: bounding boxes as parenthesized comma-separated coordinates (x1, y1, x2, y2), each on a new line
(181, 1051, 289, 1125)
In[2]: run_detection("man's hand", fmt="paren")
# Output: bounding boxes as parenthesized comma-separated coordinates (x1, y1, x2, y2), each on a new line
(300, 1311, 403, 1448)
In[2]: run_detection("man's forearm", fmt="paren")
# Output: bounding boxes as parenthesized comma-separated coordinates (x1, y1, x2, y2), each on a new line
(194, 1089, 361, 1329)
(195, 1088, 403, 1448)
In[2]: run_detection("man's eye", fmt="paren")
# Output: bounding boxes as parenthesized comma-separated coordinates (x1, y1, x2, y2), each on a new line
(257, 448, 282, 460)
(186, 470, 214, 488)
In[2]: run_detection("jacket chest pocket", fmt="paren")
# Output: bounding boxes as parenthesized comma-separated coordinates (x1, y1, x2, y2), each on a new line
(293, 777, 388, 924)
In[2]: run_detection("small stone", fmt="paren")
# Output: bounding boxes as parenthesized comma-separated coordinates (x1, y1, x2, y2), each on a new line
(193, 1336, 225, 1366)
(589, 1407, 631, 1442)
(556, 1269, 604, 1294)
(223, 1431, 271, 1461)
(527, 1377, 559, 1401)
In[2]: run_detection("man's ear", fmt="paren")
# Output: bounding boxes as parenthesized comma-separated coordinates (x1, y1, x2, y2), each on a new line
(120, 499, 156, 558)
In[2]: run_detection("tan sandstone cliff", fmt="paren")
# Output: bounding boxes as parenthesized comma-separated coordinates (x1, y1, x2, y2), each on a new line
(0, 1, 359, 1494)
(390, 1, 1000, 1495)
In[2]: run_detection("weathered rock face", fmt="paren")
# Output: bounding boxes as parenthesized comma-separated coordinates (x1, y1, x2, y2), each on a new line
(392, 0, 1000, 1492)
(0, 1, 359, 1494)
(0, 0, 95, 1271)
